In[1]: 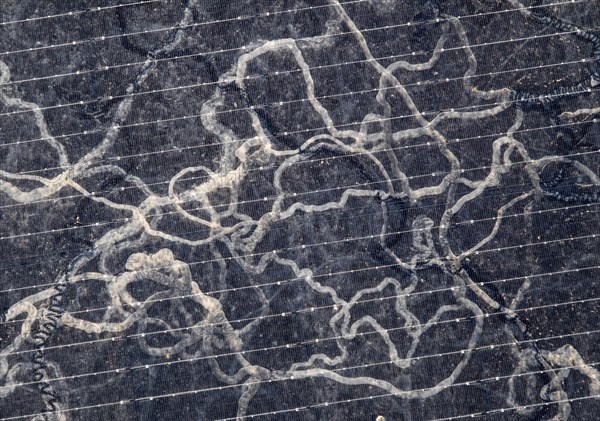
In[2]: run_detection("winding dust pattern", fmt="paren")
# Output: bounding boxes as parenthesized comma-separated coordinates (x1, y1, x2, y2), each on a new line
(1, 0, 600, 420)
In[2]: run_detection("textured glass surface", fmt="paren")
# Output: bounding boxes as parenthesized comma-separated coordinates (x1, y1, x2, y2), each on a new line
(1, 1, 600, 420)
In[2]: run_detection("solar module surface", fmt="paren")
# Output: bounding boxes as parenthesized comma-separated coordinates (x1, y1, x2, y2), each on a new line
(1, 0, 600, 420)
